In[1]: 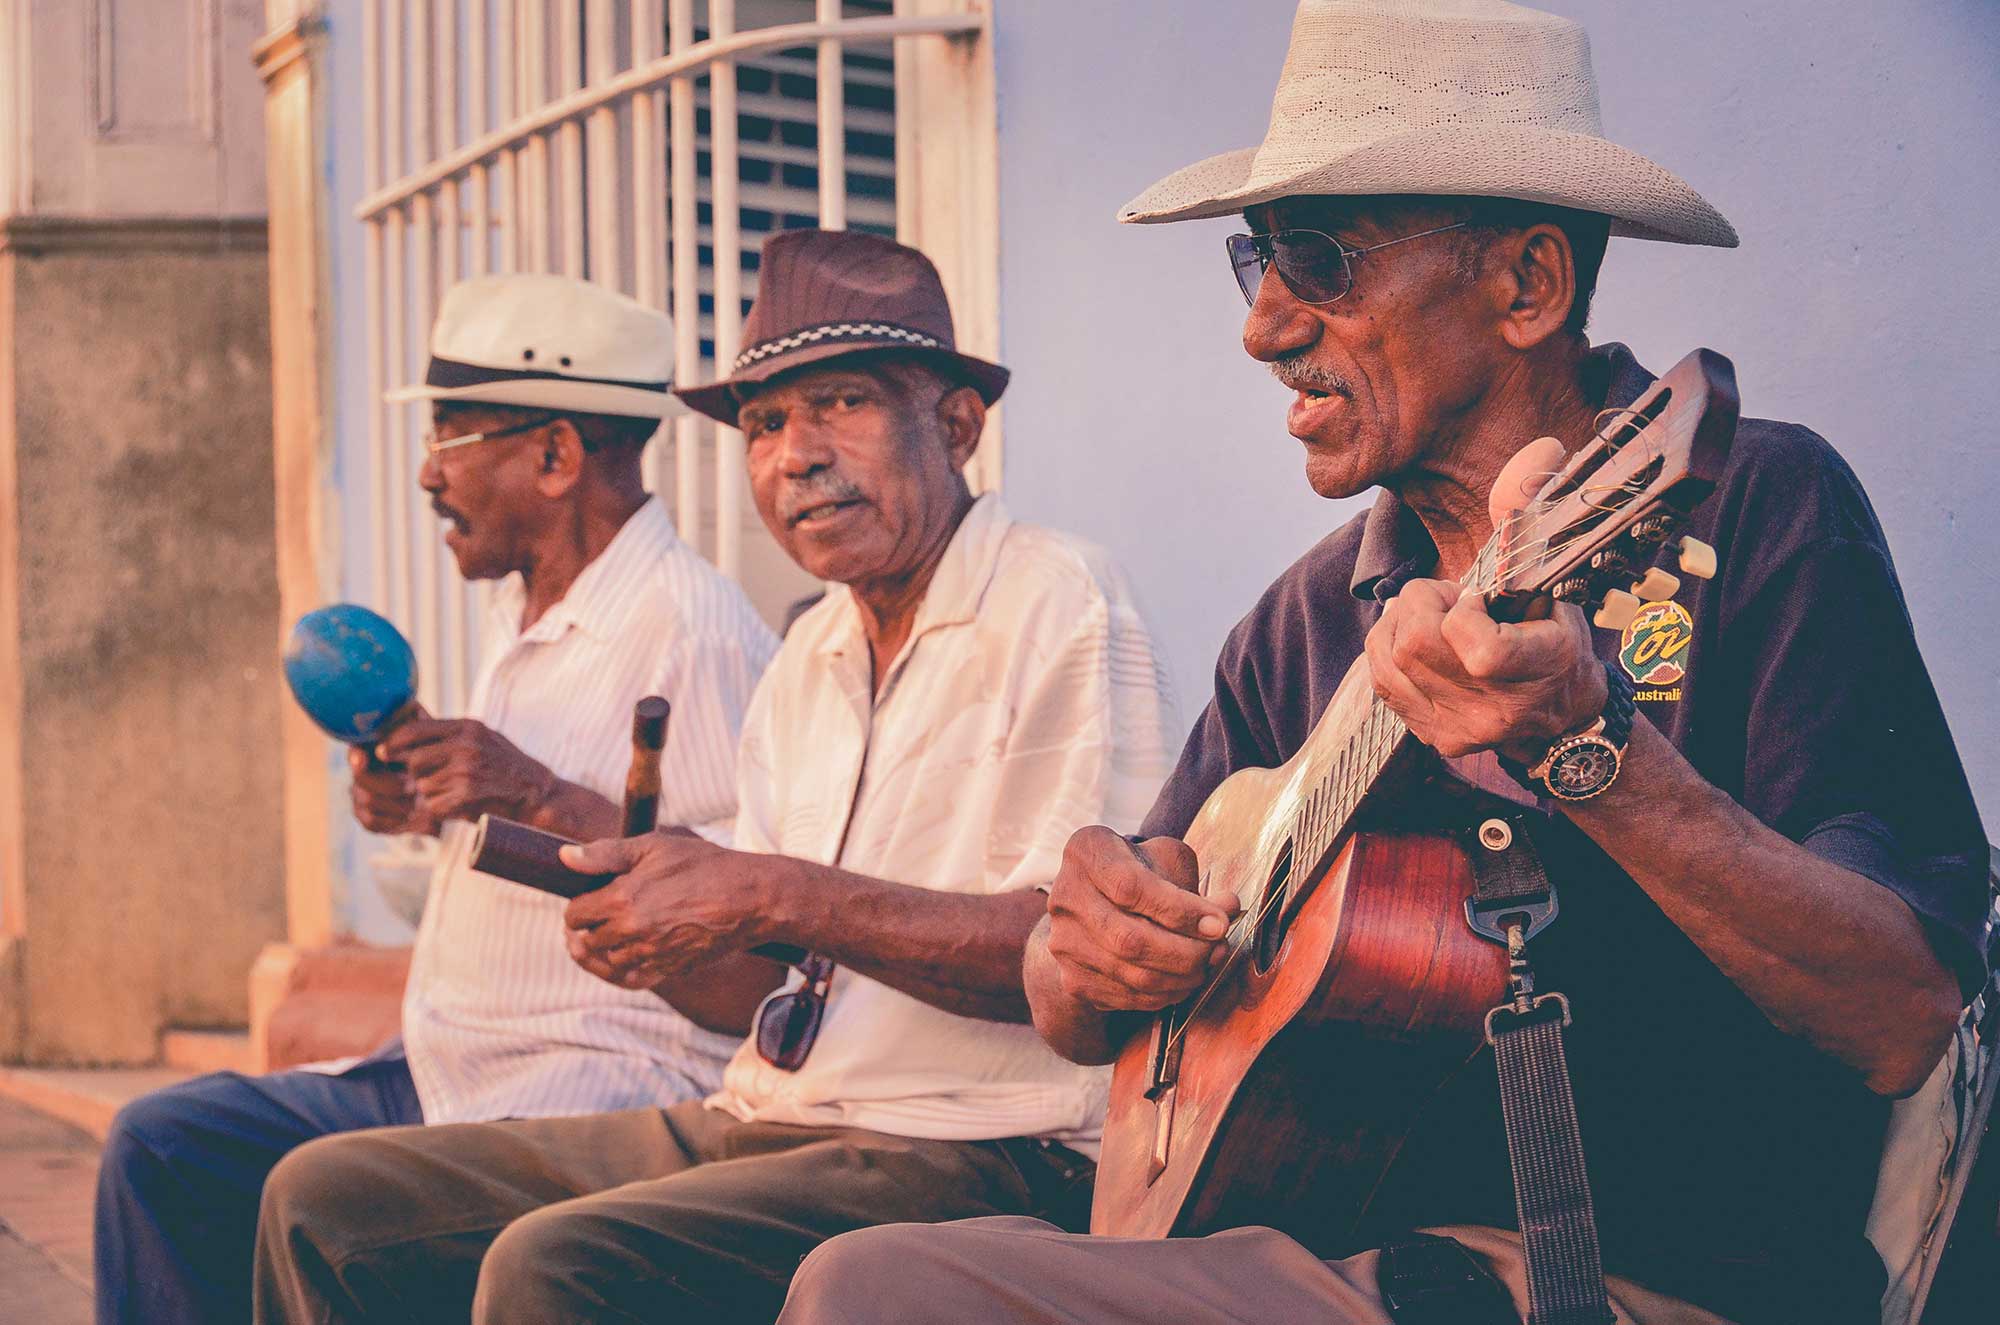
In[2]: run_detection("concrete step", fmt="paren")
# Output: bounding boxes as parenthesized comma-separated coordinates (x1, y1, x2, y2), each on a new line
(0, 1066, 192, 1144)
(160, 1027, 253, 1076)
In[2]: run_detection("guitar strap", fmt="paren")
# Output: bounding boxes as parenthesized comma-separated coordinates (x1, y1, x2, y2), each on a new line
(1461, 812, 1617, 1325)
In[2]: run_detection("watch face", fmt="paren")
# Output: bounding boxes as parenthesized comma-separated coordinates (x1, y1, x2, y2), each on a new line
(1546, 737, 1621, 801)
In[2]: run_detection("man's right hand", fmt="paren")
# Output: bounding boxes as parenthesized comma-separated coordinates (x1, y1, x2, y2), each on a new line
(348, 746, 438, 837)
(1040, 825, 1238, 1013)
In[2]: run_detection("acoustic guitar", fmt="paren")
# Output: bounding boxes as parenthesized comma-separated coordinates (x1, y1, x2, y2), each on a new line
(1091, 349, 1740, 1245)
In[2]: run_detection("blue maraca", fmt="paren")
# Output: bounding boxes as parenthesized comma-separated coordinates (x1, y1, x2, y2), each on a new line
(282, 604, 421, 748)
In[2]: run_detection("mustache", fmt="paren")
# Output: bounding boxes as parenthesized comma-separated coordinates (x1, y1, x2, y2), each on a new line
(776, 472, 866, 524)
(1269, 358, 1355, 396)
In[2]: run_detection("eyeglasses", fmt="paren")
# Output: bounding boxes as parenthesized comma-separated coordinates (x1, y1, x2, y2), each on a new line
(755, 951, 835, 1072)
(1223, 221, 1469, 307)
(421, 413, 563, 457)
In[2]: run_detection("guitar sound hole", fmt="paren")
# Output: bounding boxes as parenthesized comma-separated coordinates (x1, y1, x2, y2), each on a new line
(1252, 840, 1296, 975)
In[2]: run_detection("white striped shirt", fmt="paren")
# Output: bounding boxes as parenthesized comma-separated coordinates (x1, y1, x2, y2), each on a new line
(707, 495, 1178, 1156)
(402, 497, 780, 1124)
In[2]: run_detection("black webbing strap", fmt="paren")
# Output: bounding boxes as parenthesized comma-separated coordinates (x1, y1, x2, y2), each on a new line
(1462, 815, 1615, 1325)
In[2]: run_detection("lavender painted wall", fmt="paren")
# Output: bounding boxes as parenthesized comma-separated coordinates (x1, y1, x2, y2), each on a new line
(990, 0, 2000, 827)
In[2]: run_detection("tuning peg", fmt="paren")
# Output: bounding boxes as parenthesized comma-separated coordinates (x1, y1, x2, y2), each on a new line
(1676, 537, 1717, 580)
(1631, 567, 1681, 602)
(1592, 588, 1641, 632)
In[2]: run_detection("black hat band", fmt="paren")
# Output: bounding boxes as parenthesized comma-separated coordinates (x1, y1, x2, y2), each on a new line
(425, 354, 671, 393)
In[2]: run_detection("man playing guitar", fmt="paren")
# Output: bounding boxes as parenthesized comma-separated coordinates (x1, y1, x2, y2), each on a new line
(779, 3, 1987, 1323)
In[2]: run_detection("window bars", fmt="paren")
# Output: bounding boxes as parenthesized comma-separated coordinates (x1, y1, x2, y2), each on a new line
(355, 0, 985, 715)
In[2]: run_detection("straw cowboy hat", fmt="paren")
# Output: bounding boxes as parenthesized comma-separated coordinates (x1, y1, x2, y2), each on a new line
(1121, 0, 1737, 248)
(389, 273, 686, 419)
(676, 228, 1010, 428)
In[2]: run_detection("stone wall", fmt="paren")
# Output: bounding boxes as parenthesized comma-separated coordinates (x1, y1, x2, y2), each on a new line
(0, 218, 286, 1065)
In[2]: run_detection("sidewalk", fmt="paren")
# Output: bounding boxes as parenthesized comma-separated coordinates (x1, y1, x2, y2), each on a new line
(0, 1094, 98, 1325)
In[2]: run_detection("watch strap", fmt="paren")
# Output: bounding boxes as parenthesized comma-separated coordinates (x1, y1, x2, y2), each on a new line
(1596, 660, 1636, 748)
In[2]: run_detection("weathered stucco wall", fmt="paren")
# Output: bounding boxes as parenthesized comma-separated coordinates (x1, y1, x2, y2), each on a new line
(0, 221, 286, 1064)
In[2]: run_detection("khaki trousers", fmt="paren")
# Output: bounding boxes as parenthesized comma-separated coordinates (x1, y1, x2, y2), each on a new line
(252, 1102, 1038, 1325)
(779, 1218, 1738, 1325)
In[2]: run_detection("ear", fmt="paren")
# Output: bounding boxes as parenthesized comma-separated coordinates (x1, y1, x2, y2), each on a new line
(534, 419, 588, 498)
(936, 386, 987, 471)
(1493, 223, 1578, 352)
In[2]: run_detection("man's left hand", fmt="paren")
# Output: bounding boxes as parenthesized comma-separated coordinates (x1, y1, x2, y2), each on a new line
(376, 717, 556, 825)
(559, 832, 766, 989)
(1365, 580, 1606, 762)
(1365, 434, 1614, 763)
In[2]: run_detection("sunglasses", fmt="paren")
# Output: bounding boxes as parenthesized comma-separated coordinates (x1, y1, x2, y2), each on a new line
(1224, 221, 1469, 306)
(755, 951, 836, 1072)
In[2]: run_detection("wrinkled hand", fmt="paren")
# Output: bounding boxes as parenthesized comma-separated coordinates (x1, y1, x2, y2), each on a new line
(1041, 826, 1239, 1013)
(347, 745, 438, 836)
(374, 717, 555, 826)
(1364, 436, 1607, 762)
(559, 832, 764, 989)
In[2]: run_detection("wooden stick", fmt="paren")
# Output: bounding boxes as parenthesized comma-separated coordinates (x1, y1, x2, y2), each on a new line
(623, 696, 671, 835)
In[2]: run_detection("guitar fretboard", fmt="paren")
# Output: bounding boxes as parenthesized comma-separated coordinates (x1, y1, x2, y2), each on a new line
(1279, 534, 1506, 899)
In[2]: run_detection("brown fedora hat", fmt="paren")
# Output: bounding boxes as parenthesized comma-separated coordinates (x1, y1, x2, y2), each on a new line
(675, 228, 1010, 427)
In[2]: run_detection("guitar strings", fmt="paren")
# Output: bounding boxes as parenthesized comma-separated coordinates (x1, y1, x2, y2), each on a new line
(1154, 411, 1670, 1053)
(1163, 712, 1411, 1054)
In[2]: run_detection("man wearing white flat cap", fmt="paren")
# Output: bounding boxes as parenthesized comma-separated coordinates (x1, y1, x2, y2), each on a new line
(94, 273, 778, 1324)
(783, 4, 1985, 1324)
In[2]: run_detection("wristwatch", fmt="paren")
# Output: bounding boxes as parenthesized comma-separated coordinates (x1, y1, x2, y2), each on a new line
(1505, 661, 1636, 802)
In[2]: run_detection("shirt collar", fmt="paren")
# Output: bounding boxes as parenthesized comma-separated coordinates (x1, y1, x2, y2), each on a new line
(491, 496, 681, 645)
(817, 491, 1013, 660)
(1347, 343, 1654, 603)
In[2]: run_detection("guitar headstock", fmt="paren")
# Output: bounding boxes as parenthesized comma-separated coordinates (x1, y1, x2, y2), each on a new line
(1488, 348, 1739, 629)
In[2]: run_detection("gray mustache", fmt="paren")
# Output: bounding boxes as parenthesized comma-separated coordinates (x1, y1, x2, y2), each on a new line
(1270, 359, 1354, 395)
(776, 474, 866, 524)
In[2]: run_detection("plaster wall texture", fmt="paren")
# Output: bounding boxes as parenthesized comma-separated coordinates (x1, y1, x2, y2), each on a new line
(988, 0, 2000, 829)
(0, 239, 286, 1064)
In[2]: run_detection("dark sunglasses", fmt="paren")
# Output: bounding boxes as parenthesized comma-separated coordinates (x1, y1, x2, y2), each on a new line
(1224, 221, 1469, 306)
(755, 951, 836, 1072)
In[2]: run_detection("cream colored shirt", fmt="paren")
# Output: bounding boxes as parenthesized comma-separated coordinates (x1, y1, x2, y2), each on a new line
(706, 495, 1178, 1156)
(403, 498, 779, 1122)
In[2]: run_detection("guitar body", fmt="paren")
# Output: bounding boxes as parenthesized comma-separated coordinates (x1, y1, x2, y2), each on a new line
(1092, 666, 1506, 1245)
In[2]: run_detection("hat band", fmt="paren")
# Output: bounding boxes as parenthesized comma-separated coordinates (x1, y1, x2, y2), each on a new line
(425, 354, 671, 394)
(731, 322, 945, 374)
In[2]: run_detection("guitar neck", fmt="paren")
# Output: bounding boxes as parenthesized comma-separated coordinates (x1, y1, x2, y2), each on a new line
(1283, 536, 1507, 896)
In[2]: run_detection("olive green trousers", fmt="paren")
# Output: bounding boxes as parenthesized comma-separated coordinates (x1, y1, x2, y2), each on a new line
(252, 1101, 1042, 1325)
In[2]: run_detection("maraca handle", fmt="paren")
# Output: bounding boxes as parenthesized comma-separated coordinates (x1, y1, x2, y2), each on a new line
(357, 699, 426, 771)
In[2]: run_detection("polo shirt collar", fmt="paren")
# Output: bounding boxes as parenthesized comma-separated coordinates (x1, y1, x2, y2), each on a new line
(817, 491, 1012, 660)
(1347, 342, 1654, 603)
(493, 496, 680, 644)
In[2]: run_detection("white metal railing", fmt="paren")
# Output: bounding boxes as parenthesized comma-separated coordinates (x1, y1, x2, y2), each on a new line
(356, 0, 988, 716)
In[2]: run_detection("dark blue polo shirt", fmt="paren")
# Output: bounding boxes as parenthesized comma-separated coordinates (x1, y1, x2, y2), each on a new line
(1140, 344, 1988, 1324)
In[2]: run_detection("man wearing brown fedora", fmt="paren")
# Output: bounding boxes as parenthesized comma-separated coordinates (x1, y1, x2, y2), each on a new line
(248, 229, 1181, 1324)
(781, 3, 1985, 1325)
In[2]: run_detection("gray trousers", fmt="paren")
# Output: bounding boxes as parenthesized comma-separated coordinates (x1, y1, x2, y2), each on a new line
(778, 1218, 1737, 1325)
(252, 1101, 1040, 1324)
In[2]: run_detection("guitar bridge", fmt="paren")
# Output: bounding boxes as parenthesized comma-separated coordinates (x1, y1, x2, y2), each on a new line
(1146, 1007, 1185, 1097)
(1143, 1008, 1185, 1183)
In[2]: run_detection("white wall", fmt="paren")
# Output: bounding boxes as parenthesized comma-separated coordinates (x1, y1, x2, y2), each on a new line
(989, 0, 2000, 829)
